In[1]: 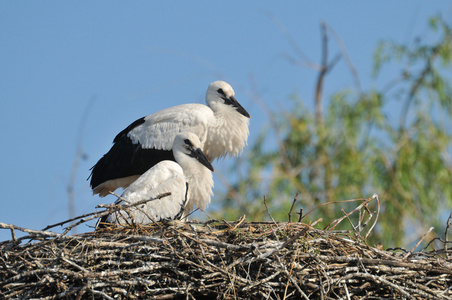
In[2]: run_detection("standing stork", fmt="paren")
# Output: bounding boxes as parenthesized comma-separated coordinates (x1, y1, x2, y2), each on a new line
(89, 81, 250, 197)
(97, 132, 214, 226)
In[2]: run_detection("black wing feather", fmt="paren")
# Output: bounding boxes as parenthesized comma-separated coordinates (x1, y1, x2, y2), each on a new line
(89, 120, 175, 189)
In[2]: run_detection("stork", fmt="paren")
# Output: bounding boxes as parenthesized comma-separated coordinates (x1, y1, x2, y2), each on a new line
(97, 132, 214, 226)
(89, 81, 250, 197)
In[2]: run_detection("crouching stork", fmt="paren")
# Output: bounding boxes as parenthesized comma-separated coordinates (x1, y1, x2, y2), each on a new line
(97, 132, 214, 227)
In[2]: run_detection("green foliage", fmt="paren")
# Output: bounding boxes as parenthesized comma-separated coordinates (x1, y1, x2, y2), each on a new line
(215, 16, 452, 247)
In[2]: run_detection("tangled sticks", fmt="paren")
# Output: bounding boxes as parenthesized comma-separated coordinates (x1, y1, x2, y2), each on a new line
(1, 195, 451, 299)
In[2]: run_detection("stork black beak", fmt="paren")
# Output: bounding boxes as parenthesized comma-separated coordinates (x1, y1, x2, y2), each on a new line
(191, 148, 215, 172)
(223, 95, 251, 118)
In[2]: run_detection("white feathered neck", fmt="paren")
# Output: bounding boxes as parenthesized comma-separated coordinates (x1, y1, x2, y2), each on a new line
(203, 81, 250, 160)
(173, 132, 214, 212)
(183, 165, 213, 212)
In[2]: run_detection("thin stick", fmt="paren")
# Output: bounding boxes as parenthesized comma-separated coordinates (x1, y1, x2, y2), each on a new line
(283, 244, 299, 299)
(344, 283, 351, 300)
(263, 196, 277, 225)
(445, 212, 452, 256)
(302, 197, 369, 222)
(42, 210, 105, 231)
(297, 208, 303, 223)
(211, 215, 246, 234)
(63, 192, 171, 234)
(0, 223, 60, 237)
(364, 194, 380, 241)
(324, 195, 376, 230)
(9, 225, 16, 241)
(403, 227, 435, 260)
(288, 194, 299, 223)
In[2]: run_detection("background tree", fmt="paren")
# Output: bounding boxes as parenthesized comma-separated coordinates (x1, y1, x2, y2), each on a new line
(214, 16, 452, 247)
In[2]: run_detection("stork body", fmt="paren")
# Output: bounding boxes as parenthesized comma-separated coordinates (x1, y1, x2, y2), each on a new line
(98, 132, 214, 226)
(89, 81, 250, 197)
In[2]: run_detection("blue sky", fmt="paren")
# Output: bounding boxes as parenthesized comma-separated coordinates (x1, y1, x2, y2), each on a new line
(1, 2, 450, 241)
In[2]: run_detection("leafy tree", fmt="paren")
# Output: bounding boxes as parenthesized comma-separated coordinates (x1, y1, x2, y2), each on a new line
(215, 16, 452, 247)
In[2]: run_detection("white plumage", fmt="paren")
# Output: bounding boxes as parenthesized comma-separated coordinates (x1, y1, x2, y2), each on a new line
(89, 81, 250, 198)
(130, 81, 250, 158)
(98, 132, 214, 226)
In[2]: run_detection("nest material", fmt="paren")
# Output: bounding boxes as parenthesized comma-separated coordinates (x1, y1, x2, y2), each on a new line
(1, 195, 452, 299)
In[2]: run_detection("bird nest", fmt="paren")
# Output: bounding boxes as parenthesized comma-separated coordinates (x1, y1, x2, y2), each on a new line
(1, 194, 451, 299)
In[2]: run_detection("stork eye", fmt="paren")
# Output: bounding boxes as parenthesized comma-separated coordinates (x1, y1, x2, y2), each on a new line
(184, 139, 193, 147)
(217, 88, 225, 96)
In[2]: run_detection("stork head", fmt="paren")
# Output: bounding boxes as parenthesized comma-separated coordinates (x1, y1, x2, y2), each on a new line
(206, 81, 251, 118)
(173, 132, 215, 172)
